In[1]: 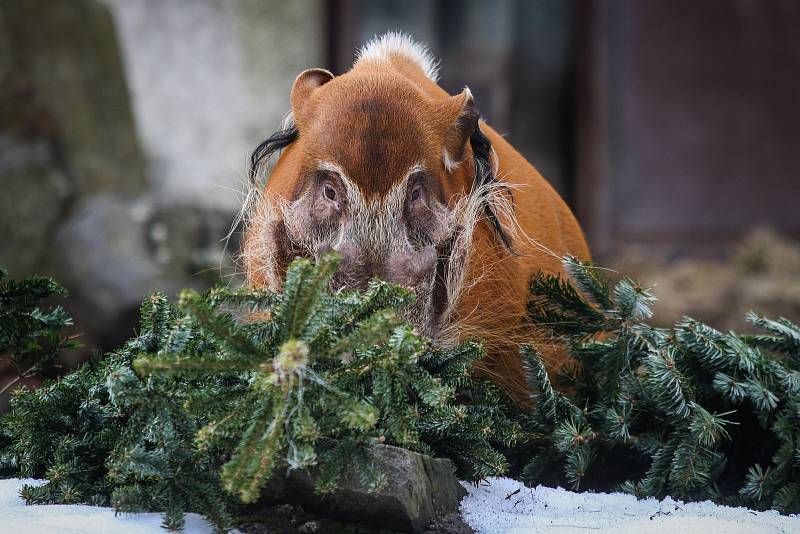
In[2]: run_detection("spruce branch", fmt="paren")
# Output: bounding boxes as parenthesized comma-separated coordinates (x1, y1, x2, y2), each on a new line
(521, 255, 800, 511)
(0, 255, 519, 529)
(0, 268, 77, 392)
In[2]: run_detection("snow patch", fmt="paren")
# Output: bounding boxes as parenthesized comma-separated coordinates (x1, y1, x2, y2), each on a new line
(2, 477, 799, 533)
(460, 477, 800, 534)
(0, 479, 214, 533)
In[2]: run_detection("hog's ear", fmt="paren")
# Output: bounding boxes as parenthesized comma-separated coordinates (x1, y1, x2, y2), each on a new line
(438, 87, 479, 170)
(290, 68, 334, 125)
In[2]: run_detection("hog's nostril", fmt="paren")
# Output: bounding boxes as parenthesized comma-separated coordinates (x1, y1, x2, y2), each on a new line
(387, 246, 437, 287)
(323, 241, 436, 290)
(327, 240, 372, 290)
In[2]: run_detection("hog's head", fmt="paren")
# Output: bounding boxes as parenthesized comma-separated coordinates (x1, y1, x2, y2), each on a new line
(242, 51, 511, 338)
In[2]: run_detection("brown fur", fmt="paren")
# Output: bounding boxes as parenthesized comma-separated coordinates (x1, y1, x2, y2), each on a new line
(242, 38, 590, 404)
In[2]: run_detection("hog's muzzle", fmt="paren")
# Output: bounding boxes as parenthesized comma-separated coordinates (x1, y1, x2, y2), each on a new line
(316, 240, 437, 292)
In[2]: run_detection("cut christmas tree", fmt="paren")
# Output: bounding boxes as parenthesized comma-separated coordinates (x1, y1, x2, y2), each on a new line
(1, 253, 799, 531)
(520, 256, 800, 513)
(0, 255, 517, 531)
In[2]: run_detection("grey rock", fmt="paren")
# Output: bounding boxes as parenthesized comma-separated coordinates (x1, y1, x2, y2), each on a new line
(238, 502, 474, 534)
(266, 445, 468, 533)
(0, 0, 323, 357)
(103, 0, 323, 208)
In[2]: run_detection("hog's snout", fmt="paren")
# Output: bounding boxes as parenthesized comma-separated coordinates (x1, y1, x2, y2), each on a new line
(316, 241, 437, 290)
(385, 245, 437, 288)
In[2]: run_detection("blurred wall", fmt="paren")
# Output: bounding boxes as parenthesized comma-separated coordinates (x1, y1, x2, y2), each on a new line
(576, 0, 800, 259)
(330, 0, 800, 261)
(0, 0, 324, 352)
(1, 0, 799, 353)
(103, 0, 323, 210)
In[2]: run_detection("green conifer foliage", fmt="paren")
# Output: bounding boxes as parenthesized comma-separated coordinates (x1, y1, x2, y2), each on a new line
(5, 252, 799, 528)
(131, 254, 518, 501)
(0, 256, 516, 530)
(522, 256, 800, 513)
(0, 360, 120, 502)
(0, 268, 77, 397)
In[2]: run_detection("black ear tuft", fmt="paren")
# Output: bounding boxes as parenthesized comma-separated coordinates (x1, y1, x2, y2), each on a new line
(249, 122, 299, 186)
(470, 124, 514, 252)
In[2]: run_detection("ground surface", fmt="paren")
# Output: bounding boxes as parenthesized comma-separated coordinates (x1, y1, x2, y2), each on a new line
(461, 478, 800, 534)
(2, 477, 799, 533)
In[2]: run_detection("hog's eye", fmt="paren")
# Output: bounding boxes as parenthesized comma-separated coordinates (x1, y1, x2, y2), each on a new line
(410, 186, 422, 203)
(323, 184, 337, 202)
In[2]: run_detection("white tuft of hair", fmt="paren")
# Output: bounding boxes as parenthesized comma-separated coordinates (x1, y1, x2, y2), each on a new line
(354, 31, 440, 82)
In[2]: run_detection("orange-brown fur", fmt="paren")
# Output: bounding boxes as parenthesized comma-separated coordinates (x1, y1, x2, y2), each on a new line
(243, 36, 590, 403)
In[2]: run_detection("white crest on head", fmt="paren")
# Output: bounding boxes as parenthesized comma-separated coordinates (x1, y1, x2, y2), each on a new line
(355, 31, 440, 82)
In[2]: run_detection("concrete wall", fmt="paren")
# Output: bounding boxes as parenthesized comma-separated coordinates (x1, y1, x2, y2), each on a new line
(103, 0, 324, 209)
(576, 0, 800, 259)
(0, 0, 325, 352)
